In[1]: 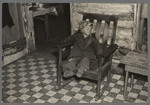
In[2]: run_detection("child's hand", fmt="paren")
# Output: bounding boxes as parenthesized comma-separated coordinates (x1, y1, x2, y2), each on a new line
(61, 41, 65, 44)
(62, 48, 66, 52)
(68, 58, 74, 61)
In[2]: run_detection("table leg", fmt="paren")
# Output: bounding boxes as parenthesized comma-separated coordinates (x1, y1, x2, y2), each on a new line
(131, 74, 134, 88)
(124, 71, 129, 98)
(44, 14, 50, 41)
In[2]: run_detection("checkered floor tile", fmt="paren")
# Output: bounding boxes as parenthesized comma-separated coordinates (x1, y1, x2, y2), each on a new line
(2, 54, 148, 103)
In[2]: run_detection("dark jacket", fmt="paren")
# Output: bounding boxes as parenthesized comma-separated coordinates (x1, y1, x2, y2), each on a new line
(62, 32, 103, 59)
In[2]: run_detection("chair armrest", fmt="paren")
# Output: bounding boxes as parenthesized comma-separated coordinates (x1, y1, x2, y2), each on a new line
(98, 44, 118, 58)
(54, 42, 74, 48)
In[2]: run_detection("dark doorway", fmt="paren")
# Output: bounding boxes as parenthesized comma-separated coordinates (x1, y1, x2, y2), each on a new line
(34, 3, 71, 50)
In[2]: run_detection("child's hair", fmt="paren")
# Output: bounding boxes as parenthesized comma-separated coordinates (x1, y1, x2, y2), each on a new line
(78, 21, 93, 33)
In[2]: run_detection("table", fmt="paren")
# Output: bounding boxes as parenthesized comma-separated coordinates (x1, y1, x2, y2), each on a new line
(32, 7, 58, 41)
(120, 51, 148, 98)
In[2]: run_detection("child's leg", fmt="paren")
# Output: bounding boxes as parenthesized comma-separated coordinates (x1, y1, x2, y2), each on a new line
(89, 59, 99, 71)
(61, 57, 81, 77)
(77, 57, 90, 77)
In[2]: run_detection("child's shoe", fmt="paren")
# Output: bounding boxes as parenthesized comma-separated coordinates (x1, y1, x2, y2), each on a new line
(77, 68, 86, 77)
(63, 69, 74, 78)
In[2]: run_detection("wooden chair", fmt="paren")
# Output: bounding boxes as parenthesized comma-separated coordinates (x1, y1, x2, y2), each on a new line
(54, 13, 119, 101)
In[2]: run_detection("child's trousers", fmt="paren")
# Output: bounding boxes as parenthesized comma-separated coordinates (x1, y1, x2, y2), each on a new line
(61, 57, 90, 77)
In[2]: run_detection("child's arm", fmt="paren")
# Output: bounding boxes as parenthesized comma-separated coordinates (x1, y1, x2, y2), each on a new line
(93, 39, 103, 56)
(61, 34, 76, 43)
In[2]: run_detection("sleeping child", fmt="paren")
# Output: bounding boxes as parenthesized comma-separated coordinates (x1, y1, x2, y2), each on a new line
(61, 20, 103, 78)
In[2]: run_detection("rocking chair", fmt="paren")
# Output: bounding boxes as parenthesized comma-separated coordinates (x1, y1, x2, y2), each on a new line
(54, 13, 118, 101)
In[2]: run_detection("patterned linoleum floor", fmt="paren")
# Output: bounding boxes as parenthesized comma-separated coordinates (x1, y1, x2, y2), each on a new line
(2, 53, 148, 103)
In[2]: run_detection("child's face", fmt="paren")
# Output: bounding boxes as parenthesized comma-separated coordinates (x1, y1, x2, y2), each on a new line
(82, 23, 93, 36)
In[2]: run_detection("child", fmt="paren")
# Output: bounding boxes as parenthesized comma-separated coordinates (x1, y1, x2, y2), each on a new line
(61, 20, 103, 78)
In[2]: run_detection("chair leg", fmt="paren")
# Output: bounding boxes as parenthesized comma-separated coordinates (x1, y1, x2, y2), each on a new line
(56, 48, 62, 90)
(95, 79, 101, 101)
(107, 69, 111, 83)
(95, 68, 102, 101)
(56, 66, 62, 90)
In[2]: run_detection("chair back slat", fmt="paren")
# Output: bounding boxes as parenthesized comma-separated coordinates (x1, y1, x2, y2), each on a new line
(95, 21, 102, 40)
(110, 20, 118, 45)
(102, 21, 110, 50)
